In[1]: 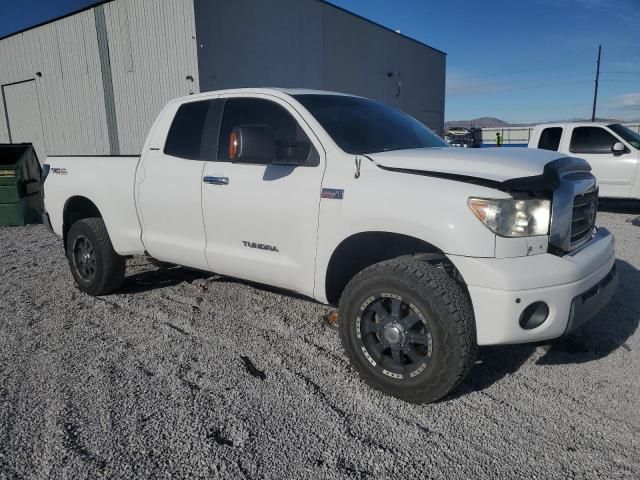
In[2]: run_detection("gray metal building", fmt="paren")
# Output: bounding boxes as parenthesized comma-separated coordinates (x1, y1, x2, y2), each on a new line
(0, 0, 446, 159)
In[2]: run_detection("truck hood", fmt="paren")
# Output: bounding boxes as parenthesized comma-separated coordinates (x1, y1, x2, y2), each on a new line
(368, 147, 567, 182)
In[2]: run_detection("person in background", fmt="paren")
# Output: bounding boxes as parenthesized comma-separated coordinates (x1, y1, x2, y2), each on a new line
(496, 132, 503, 147)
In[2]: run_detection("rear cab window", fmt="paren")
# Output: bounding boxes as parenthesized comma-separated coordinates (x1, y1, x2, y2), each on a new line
(537, 127, 563, 151)
(164, 99, 224, 160)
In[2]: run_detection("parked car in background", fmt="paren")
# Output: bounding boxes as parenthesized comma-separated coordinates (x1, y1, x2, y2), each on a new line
(529, 122, 640, 199)
(445, 127, 473, 147)
(42, 89, 617, 403)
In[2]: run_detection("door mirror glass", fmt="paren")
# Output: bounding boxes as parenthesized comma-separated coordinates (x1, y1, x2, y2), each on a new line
(612, 141, 626, 154)
(229, 125, 276, 164)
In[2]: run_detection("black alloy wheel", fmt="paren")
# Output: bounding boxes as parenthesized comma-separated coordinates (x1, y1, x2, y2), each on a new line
(339, 257, 477, 403)
(72, 235, 97, 281)
(66, 218, 126, 295)
(357, 294, 433, 379)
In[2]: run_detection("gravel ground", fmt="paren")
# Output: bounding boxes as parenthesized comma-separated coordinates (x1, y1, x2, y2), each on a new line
(1, 211, 639, 479)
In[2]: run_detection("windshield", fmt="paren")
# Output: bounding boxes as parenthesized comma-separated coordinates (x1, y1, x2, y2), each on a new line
(293, 94, 448, 154)
(608, 124, 640, 149)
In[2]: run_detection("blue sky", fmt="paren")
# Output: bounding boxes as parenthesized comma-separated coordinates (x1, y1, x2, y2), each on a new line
(2, 0, 639, 123)
(330, 0, 640, 122)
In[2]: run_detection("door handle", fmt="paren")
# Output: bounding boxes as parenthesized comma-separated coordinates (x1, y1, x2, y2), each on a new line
(203, 176, 229, 185)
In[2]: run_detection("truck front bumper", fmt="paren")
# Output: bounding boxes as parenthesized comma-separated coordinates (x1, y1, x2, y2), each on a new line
(448, 228, 617, 346)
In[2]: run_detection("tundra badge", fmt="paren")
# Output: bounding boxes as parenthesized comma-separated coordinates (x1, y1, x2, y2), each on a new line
(243, 241, 279, 252)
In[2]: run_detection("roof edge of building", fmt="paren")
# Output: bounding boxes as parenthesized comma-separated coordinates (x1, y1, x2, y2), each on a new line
(316, 0, 446, 56)
(0, 0, 115, 42)
(1, 0, 446, 56)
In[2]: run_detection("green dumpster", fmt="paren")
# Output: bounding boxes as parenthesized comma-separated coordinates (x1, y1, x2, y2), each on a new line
(0, 144, 44, 226)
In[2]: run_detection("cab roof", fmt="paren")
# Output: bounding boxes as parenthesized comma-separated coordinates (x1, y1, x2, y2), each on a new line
(170, 88, 358, 105)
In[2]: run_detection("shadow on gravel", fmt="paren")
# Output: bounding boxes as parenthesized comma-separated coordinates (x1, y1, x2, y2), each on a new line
(450, 259, 639, 398)
(208, 275, 320, 304)
(538, 259, 639, 365)
(120, 267, 211, 294)
(121, 264, 319, 305)
(598, 199, 640, 214)
(448, 344, 538, 400)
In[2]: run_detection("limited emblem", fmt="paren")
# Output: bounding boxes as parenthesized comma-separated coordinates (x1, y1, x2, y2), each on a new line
(321, 188, 344, 200)
(242, 241, 279, 252)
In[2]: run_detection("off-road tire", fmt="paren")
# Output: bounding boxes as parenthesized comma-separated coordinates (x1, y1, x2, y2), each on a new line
(66, 218, 126, 296)
(339, 256, 476, 403)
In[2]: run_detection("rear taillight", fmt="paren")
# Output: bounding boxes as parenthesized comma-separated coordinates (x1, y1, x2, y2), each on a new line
(42, 164, 50, 182)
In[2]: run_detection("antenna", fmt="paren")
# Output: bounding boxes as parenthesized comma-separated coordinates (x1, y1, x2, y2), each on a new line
(591, 45, 601, 122)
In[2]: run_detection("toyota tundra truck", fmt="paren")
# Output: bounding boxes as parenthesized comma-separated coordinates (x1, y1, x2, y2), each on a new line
(42, 88, 618, 403)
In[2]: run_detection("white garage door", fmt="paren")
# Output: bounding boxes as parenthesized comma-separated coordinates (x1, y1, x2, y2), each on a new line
(2, 80, 47, 161)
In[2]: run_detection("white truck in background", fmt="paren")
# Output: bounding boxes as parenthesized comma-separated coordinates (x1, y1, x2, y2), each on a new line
(529, 122, 640, 199)
(42, 89, 617, 403)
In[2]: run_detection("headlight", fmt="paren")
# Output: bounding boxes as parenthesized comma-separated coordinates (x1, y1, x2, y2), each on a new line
(468, 197, 551, 237)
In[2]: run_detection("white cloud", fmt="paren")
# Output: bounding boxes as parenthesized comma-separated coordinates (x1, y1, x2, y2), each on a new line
(567, 0, 640, 23)
(616, 93, 640, 110)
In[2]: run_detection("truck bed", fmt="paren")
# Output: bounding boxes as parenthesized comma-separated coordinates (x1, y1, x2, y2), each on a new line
(43, 155, 145, 255)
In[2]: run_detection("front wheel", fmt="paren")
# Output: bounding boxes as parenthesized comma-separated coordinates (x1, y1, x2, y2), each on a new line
(66, 218, 125, 296)
(339, 257, 476, 403)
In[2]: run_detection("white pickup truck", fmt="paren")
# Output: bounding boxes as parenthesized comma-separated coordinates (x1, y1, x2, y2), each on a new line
(42, 88, 618, 403)
(529, 122, 640, 199)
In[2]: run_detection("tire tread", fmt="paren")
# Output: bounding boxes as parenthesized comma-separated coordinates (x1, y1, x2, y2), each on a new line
(339, 256, 476, 403)
(66, 218, 125, 296)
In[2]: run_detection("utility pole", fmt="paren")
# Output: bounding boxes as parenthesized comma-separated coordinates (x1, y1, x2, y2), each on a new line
(591, 45, 601, 122)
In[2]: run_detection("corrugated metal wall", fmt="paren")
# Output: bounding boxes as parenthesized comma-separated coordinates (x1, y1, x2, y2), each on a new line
(2, 80, 47, 158)
(0, 0, 199, 157)
(194, 0, 446, 134)
(103, 0, 199, 155)
(0, 9, 110, 158)
(1, 0, 445, 157)
(320, 3, 446, 132)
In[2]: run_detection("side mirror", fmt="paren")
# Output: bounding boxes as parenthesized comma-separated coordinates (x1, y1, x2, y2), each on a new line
(612, 142, 626, 154)
(229, 125, 275, 164)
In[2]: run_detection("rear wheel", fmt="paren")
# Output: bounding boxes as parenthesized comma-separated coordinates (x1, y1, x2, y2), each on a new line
(339, 257, 476, 403)
(66, 218, 125, 295)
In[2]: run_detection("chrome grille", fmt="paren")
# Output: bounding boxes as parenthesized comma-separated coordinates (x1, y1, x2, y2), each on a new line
(570, 190, 598, 246)
(548, 169, 598, 253)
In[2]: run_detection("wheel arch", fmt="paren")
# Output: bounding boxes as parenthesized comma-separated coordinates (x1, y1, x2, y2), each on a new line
(324, 231, 457, 306)
(62, 196, 103, 246)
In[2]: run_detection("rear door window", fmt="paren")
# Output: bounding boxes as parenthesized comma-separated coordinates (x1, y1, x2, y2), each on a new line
(569, 127, 618, 154)
(164, 99, 224, 160)
(218, 97, 316, 165)
(538, 127, 563, 151)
